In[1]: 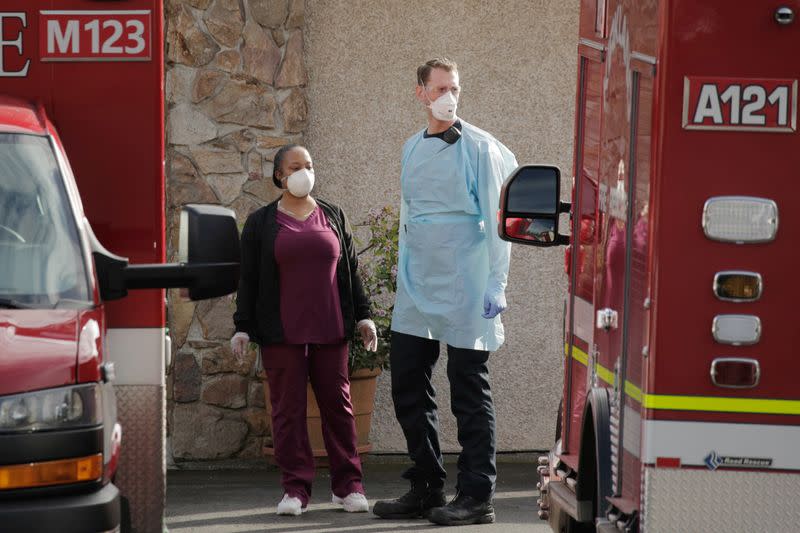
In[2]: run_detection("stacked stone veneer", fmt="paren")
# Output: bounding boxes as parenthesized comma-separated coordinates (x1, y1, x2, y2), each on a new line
(165, 0, 307, 461)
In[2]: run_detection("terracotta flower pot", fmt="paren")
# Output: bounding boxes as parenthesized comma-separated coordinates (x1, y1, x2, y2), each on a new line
(262, 367, 381, 466)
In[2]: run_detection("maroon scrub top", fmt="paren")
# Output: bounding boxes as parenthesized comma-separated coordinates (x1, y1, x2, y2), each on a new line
(274, 206, 345, 344)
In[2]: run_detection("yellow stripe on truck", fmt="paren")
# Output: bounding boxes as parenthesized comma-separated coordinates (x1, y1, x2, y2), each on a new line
(643, 395, 800, 415)
(625, 381, 643, 404)
(567, 344, 614, 385)
(595, 364, 615, 387)
(565, 343, 800, 415)
(566, 343, 589, 365)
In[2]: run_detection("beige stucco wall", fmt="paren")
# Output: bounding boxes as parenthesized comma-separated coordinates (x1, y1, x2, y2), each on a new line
(305, 0, 580, 452)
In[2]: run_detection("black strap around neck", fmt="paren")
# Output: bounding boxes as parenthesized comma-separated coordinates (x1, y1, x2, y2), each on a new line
(424, 120, 462, 144)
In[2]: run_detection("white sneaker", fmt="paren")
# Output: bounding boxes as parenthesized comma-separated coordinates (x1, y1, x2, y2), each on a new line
(277, 494, 307, 516)
(332, 492, 369, 513)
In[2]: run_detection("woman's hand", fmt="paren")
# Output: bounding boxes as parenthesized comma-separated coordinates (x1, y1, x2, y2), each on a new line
(357, 319, 378, 352)
(230, 332, 250, 359)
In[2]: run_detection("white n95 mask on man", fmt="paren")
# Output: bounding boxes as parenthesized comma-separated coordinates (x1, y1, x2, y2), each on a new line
(429, 91, 458, 121)
(286, 168, 315, 197)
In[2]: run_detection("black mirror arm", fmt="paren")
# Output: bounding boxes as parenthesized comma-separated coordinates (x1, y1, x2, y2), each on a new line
(84, 218, 129, 301)
(124, 262, 239, 290)
(124, 263, 194, 289)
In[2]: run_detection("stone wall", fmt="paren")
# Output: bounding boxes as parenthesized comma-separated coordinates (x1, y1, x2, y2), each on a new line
(164, 0, 308, 461)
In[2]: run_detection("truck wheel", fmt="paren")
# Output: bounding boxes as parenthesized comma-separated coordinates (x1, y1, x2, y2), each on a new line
(573, 388, 614, 533)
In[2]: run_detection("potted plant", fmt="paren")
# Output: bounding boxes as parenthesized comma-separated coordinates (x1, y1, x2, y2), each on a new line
(263, 205, 398, 463)
(344, 205, 398, 455)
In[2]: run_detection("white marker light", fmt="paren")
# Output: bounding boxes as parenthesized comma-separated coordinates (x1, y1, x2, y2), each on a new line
(702, 196, 778, 243)
(712, 315, 761, 346)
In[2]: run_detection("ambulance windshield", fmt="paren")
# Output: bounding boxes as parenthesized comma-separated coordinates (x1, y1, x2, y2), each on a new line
(0, 134, 91, 307)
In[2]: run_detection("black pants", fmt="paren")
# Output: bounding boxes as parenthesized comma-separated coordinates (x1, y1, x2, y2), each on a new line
(389, 331, 497, 501)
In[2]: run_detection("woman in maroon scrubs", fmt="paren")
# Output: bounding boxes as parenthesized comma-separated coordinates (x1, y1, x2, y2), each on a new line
(231, 144, 377, 516)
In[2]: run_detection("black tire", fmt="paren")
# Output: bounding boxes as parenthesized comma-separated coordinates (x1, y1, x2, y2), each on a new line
(555, 398, 563, 443)
(570, 388, 614, 533)
(550, 508, 595, 533)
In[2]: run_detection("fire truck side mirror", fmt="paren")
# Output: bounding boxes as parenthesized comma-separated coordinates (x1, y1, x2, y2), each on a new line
(498, 164, 570, 247)
(90, 205, 240, 301)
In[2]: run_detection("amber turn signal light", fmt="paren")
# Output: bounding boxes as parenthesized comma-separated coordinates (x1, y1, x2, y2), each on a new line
(713, 271, 762, 302)
(0, 454, 103, 490)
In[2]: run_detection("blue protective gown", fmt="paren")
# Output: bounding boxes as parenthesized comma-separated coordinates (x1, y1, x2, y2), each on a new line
(391, 120, 518, 351)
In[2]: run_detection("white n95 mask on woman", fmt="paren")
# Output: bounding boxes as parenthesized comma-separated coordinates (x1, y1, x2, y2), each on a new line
(286, 168, 315, 197)
(429, 91, 458, 121)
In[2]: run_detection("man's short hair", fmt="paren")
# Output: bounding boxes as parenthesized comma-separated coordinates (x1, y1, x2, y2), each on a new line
(416, 57, 458, 86)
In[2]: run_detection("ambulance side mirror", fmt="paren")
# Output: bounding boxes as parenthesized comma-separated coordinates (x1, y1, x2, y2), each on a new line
(91, 204, 240, 301)
(175, 204, 240, 300)
(498, 165, 570, 247)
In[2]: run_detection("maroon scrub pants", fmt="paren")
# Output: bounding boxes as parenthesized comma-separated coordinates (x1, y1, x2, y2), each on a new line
(262, 341, 364, 506)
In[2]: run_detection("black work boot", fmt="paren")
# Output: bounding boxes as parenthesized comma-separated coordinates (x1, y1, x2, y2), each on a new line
(373, 482, 446, 519)
(428, 491, 495, 526)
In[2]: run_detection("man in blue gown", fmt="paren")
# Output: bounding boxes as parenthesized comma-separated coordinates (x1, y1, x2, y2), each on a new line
(373, 58, 517, 526)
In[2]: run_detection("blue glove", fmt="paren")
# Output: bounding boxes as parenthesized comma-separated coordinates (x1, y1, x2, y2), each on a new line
(482, 290, 507, 319)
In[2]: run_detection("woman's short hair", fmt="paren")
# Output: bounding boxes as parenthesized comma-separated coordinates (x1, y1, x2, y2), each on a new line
(272, 143, 301, 188)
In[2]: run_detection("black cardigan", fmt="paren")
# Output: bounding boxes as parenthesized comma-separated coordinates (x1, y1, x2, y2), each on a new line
(233, 198, 371, 345)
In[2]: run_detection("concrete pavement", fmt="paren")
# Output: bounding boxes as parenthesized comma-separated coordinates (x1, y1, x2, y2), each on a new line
(166, 457, 552, 533)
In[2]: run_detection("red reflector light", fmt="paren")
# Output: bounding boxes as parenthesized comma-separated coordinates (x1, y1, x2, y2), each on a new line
(655, 457, 681, 468)
(710, 358, 760, 389)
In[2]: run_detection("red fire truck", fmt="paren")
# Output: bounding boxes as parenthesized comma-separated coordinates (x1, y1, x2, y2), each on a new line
(0, 1, 237, 531)
(500, 1, 799, 531)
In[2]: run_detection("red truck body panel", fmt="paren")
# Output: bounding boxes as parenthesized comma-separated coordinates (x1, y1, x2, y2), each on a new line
(546, 0, 800, 529)
(652, 0, 799, 406)
(0, 310, 78, 395)
(0, 96, 47, 134)
(1, 3, 165, 529)
(0, 0, 165, 330)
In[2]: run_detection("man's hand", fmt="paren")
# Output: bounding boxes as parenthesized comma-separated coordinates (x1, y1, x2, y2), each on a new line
(482, 290, 507, 319)
(230, 332, 249, 359)
(357, 319, 378, 352)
